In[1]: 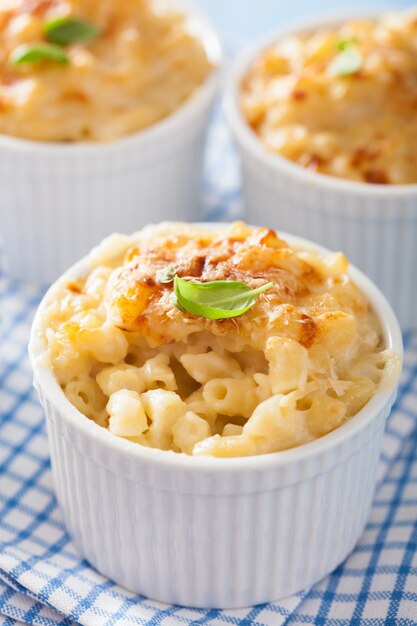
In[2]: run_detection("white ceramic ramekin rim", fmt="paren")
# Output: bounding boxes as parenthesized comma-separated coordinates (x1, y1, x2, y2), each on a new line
(223, 8, 417, 199)
(29, 222, 403, 474)
(0, 0, 222, 156)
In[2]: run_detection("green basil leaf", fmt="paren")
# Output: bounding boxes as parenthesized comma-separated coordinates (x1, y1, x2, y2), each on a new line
(156, 267, 176, 284)
(11, 43, 69, 65)
(44, 16, 101, 46)
(336, 37, 359, 52)
(173, 277, 274, 320)
(328, 46, 362, 77)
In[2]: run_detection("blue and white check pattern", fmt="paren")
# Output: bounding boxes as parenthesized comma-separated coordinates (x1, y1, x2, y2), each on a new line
(1, 114, 417, 626)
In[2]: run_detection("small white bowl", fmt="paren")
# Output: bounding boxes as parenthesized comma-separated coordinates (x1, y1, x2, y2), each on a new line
(29, 224, 402, 609)
(0, 0, 222, 285)
(224, 12, 417, 331)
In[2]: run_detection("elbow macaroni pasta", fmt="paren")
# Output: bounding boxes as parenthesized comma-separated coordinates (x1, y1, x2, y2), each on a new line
(42, 222, 400, 457)
(107, 390, 148, 437)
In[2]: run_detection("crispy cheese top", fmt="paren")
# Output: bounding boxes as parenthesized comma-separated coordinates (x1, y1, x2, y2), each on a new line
(91, 222, 373, 358)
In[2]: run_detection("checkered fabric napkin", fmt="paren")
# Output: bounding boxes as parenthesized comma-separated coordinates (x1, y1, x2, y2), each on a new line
(1, 114, 417, 626)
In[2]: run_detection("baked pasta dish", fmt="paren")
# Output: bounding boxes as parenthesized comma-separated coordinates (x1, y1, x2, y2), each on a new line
(41, 222, 400, 457)
(241, 10, 417, 184)
(0, 0, 212, 142)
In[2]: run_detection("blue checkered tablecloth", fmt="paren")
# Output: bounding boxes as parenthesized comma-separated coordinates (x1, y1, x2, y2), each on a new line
(1, 113, 417, 626)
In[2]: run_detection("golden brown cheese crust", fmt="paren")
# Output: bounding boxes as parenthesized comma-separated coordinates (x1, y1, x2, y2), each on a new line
(89, 224, 369, 353)
(241, 11, 417, 184)
(0, 0, 212, 142)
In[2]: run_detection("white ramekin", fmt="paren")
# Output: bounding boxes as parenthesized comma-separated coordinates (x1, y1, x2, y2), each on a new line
(0, 1, 221, 285)
(28, 223, 403, 609)
(224, 11, 417, 331)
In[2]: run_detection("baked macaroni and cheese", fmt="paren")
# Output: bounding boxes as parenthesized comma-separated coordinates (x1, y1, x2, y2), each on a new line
(41, 222, 400, 457)
(241, 11, 417, 184)
(0, 0, 212, 142)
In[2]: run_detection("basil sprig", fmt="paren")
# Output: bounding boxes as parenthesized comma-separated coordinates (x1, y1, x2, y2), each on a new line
(173, 276, 274, 320)
(11, 43, 69, 65)
(328, 39, 362, 77)
(44, 17, 101, 46)
(11, 16, 100, 66)
(336, 37, 359, 52)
